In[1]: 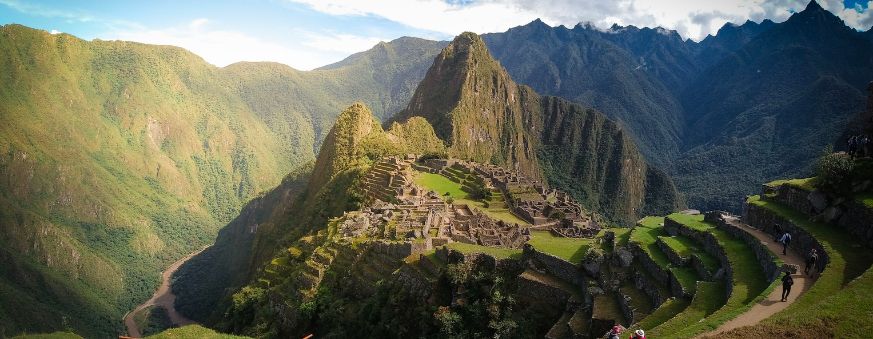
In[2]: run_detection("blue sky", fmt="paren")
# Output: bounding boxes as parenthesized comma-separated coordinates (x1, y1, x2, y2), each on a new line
(1, 0, 870, 70)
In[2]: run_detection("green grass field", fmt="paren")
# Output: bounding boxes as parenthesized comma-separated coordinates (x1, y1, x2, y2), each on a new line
(659, 235, 720, 272)
(630, 217, 671, 268)
(146, 325, 250, 339)
(636, 298, 691, 331)
(446, 242, 522, 260)
(528, 231, 593, 264)
(414, 171, 530, 225)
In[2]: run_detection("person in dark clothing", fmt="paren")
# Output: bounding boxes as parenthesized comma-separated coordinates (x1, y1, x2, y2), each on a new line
(781, 271, 794, 301)
(778, 231, 792, 255)
(849, 135, 858, 158)
(805, 248, 819, 276)
(772, 224, 783, 242)
(861, 135, 870, 157)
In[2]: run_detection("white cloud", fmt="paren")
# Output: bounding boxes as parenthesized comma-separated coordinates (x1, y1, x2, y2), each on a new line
(0, 0, 95, 23)
(105, 19, 388, 70)
(288, 0, 873, 41)
(50, 29, 61, 35)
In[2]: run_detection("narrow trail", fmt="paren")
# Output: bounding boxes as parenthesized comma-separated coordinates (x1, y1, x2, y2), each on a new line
(700, 216, 815, 337)
(123, 247, 207, 338)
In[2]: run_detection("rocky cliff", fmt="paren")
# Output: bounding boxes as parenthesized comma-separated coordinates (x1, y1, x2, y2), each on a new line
(394, 33, 681, 224)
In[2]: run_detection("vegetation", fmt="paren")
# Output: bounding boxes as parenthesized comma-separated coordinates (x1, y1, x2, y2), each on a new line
(527, 231, 591, 264)
(745, 196, 873, 336)
(146, 325, 249, 339)
(414, 171, 529, 225)
(445, 243, 522, 260)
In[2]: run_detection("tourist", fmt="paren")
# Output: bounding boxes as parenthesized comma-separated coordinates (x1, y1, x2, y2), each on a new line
(772, 223, 783, 241)
(778, 231, 792, 255)
(861, 135, 870, 157)
(849, 135, 858, 158)
(781, 271, 794, 302)
(606, 324, 623, 339)
(630, 329, 646, 339)
(805, 248, 819, 276)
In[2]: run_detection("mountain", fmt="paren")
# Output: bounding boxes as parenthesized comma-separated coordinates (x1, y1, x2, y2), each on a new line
(674, 0, 873, 210)
(0, 24, 443, 338)
(394, 32, 682, 224)
(172, 103, 445, 325)
(481, 20, 686, 164)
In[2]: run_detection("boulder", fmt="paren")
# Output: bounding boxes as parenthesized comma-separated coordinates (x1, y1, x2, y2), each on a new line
(807, 191, 828, 213)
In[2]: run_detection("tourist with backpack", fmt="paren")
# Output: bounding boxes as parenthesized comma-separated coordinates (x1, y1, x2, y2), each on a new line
(805, 248, 819, 276)
(629, 329, 646, 339)
(605, 325, 623, 339)
(778, 231, 792, 255)
(781, 271, 794, 301)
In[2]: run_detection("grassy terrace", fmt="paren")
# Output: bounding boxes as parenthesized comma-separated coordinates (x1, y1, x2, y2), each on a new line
(636, 298, 691, 331)
(145, 325, 249, 339)
(659, 235, 720, 272)
(629, 217, 701, 295)
(748, 196, 873, 336)
(446, 242, 522, 260)
(765, 177, 816, 191)
(414, 171, 530, 225)
(528, 231, 593, 264)
(665, 213, 771, 338)
(650, 281, 725, 336)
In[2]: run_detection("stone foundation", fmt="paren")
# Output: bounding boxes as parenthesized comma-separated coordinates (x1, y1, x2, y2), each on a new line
(705, 211, 780, 282)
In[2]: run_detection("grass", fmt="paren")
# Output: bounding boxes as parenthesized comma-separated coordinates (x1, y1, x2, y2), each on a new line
(745, 196, 873, 336)
(765, 177, 816, 191)
(13, 333, 83, 339)
(659, 235, 720, 272)
(670, 266, 701, 295)
(650, 281, 726, 336)
(145, 325, 250, 339)
(414, 171, 530, 225)
(636, 298, 691, 330)
(527, 231, 592, 264)
(630, 217, 673, 270)
(445, 242, 522, 260)
(665, 213, 772, 338)
(857, 192, 873, 209)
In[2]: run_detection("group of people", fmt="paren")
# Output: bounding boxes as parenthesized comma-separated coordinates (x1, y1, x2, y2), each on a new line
(773, 223, 820, 302)
(605, 325, 645, 339)
(848, 134, 870, 158)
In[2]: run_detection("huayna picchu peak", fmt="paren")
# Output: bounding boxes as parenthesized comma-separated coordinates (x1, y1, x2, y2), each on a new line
(3, 1, 873, 338)
(394, 32, 682, 226)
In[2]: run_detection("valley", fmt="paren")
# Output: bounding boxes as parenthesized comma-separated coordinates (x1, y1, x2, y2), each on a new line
(2, 0, 873, 338)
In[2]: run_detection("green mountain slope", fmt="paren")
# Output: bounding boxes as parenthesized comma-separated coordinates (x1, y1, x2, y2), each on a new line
(394, 32, 681, 225)
(0, 24, 444, 338)
(172, 103, 445, 326)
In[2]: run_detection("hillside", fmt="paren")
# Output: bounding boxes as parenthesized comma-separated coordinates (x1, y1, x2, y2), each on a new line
(171, 103, 445, 326)
(0, 24, 443, 338)
(394, 32, 681, 225)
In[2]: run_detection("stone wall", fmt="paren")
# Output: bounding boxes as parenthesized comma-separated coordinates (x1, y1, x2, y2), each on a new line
(516, 274, 573, 306)
(630, 242, 670, 286)
(744, 204, 830, 277)
(522, 244, 585, 286)
(704, 211, 781, 282)
(664, 217, 733, 300)
(689, 255, 713, 281)
(634, 270, 668, 308)
(656, 238, 688, 266)
(767, 184, 873, 248)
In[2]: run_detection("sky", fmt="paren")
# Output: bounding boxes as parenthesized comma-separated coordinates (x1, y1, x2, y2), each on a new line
(0, 0, 870, 70)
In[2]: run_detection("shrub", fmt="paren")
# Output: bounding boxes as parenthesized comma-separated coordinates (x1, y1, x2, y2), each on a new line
(815, 153, 858, 195)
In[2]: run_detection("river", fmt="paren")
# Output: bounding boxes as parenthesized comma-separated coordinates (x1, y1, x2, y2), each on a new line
(123, 247, 207, 337)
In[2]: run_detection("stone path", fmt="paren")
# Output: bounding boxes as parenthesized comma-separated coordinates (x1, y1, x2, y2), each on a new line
(123, 247, 206, 338)
(699, 215, 815, 337)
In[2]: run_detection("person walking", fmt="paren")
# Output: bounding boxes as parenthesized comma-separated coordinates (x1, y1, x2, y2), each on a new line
(605, 325, 623, 339)
(805, 248, 819, 276)
(861, 135, 870, 157)
(772, 223, 783, 242)
(849, 135, 858, 158)
(781, 271, 794, 302)
(630, 329, 646, 339)
(778, 231, 792, 255)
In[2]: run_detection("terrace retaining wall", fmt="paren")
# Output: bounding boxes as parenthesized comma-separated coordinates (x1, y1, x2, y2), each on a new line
(664, 217, 733, 300)
(705, 211, 781, 282)
(522, 244, 585, 286)
(744, 204, 830, 277)
(767, 184, 873, 248)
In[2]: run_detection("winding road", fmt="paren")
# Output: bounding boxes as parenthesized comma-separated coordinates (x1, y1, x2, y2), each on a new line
(123, 247, 207, 338)
(699, 215, 815, 337)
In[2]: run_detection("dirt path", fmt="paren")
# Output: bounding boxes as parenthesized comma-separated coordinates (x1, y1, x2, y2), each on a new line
(699, 216, 815, 337)
(123, 247, 207, 338)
